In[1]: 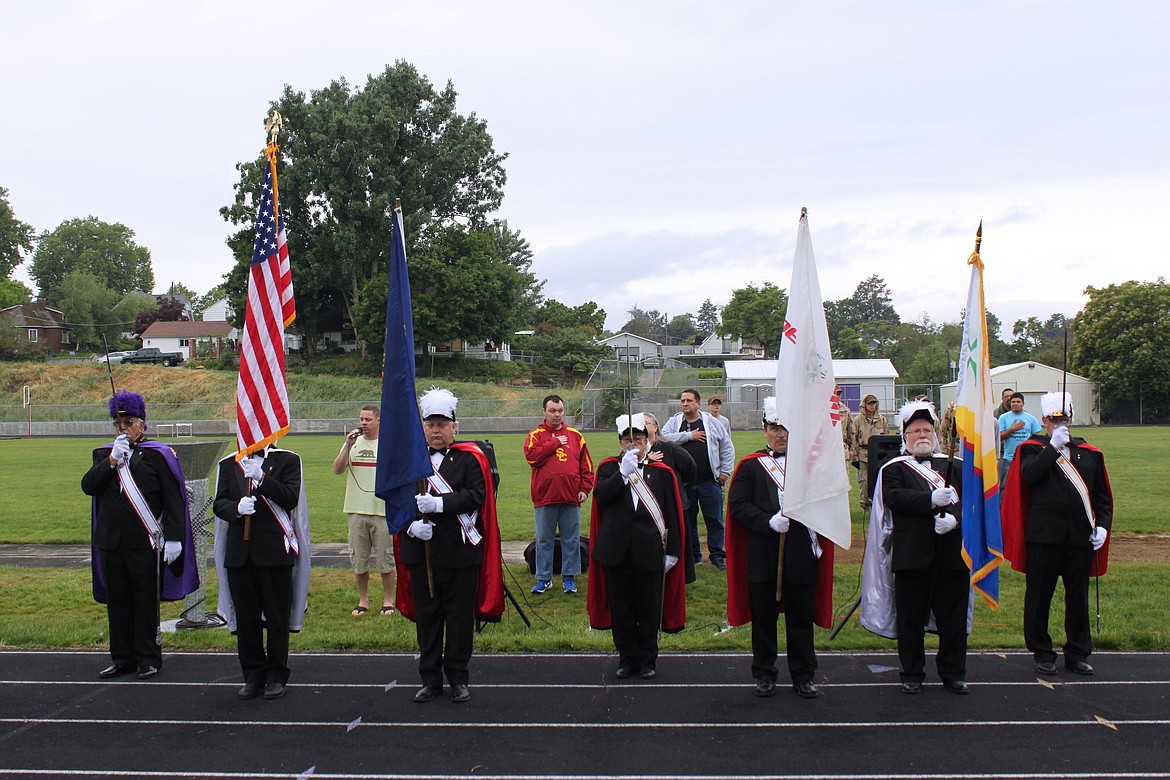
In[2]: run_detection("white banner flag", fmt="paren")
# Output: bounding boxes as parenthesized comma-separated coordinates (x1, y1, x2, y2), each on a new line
(774, 211, 853, 549)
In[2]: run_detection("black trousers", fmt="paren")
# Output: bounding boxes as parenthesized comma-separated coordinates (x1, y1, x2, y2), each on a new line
(748, 579, 817, 683)
(102, 546, 161, 670)
(894, 567, 970, 684)
(227, 561, 293, 685)
(1024, 542, 1093, 664)
(604, 561, 663, 669)
(410, 564, 478, 687)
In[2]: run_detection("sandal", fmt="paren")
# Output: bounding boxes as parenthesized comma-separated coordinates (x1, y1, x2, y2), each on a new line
(351, 606, 369, 616)
(380, 606, 395, 615)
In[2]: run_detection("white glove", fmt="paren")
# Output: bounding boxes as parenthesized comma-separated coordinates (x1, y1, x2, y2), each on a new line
(664, 555, 678, 572)
(619, 448, 639, 478)
(237, 496, 256, 516)
(110, 434, 131, 464)
(408, 519, 433, 540)
(768, 511, 790, 534)
(934, 513, 958, 535)
(415, 493, 441, 514)
(1050, 425, 1071, 451)
(931, 487, 959, 507)
(243, 456, 265, 483)
(163, 541, 182, 564)
(1091, 526, 1108, 551)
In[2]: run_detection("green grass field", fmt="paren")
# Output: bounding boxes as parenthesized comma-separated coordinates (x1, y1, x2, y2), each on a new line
(0, 425, 1165, 651)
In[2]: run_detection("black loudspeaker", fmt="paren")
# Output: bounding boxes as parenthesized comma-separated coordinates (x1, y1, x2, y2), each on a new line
(866, 435, 903, 498)
(524, 535, 591, 575)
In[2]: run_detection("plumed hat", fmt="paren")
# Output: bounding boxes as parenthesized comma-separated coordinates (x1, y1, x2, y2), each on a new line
(615, 413, 646, 436)
(109, 390, 146, 420)
(762, 396, 781, 425)
(897, 399, 937, 432)
(1040, 391, 1073, 420)
(419, 387, 458, 420)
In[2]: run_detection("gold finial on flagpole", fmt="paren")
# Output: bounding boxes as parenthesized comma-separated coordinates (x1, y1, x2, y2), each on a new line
(974, 220, 983, 254)
(265, 110, 283, 148)
(800, 206, 808, 220)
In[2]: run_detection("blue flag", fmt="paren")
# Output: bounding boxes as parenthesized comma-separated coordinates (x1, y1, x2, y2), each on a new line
(375, 208, 431, 535)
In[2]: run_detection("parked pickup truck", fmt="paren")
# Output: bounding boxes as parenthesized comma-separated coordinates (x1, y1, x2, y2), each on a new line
(120, 348, 184, 367)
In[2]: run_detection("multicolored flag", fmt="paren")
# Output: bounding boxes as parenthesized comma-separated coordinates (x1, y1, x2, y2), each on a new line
(774, 210, 852, 549)
(953, 223, 1004, 607)
(235, 145, 295, 458)
(375, 205, 431, 534)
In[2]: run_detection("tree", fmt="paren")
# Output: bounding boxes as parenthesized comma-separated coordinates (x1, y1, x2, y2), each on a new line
(831, 327, 867, 358)
(619, 305, 666, 340)
(112, 291, 158, 334)
(0, 276, 33, 310)
(529, 299, 606, 335)
(826, 275, 901, 336)
(1, 186, 35, 277)
(666, 313, 697, 345)
(351, 224, 528, 352)
(52, 270, 119, 349)
(134, 295, 190, 335)
(696, 299, 720, 336)
(720, 282, 788, 356)
(1072, 279, 1170, 423)
(221, 61, 511, 358)
(30, 217, 153, 300)
(513, 298, 611, 378)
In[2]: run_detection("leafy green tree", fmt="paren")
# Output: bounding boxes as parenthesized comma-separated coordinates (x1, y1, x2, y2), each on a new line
(1, 187, 35, 277)
(721, 282, 788, 356)
(221, 61, 511, 358)
(0, 277, 33, 310)
(30, 217, 153, 300)
(1072, 279, 1170, 423)
(696, 299, 720, 336)
(52, 270, 120, 349)
(352, 224, 527, 352)
(620, 306, 666, 340)
(831, 326, 867, 358)
(134, 295, 190, 335)
(521, 327, 612, 376)
(112, 291, 158, 335)
(529, 299, 606, 334)
(667, 313, 697, 345)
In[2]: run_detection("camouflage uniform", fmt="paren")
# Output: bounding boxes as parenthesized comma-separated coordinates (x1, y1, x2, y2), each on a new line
(852, 402, 888, 512)
(837, 399, 856, 466)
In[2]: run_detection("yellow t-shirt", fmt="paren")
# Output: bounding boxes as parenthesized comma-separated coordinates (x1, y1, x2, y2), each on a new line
(342, 436, 384, 516)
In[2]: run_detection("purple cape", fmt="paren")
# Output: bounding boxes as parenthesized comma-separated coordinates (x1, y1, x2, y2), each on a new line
(90, 440, 200, 603)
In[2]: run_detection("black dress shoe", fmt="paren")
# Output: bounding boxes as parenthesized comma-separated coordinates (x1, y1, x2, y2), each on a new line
(901, 681, 922, 694)
(238, 682, 262, 700)
(792, 681, 818, 699)
(137, 666, 160, 680)
(639, 666, 656, 680)
(711, 558, 727, 571)
(1035, 660, 1058, 676)
(754, 677, 776, 698)
(615, 665, 634, 679)
(449, 683, 471, 702)
(944, 679, 969, 695)
(414, 684, 442, 702)
(263, 681, 286, 700)
(1066, 660, 1095, 676)
(99, 664, 135, 679)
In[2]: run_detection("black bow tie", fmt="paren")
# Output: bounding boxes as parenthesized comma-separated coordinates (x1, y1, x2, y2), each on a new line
(429, 448, 446, 457)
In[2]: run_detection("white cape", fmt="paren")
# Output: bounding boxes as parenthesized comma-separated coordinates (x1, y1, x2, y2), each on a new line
(213, 452, 311, 632)
(860, 455, 973, 639)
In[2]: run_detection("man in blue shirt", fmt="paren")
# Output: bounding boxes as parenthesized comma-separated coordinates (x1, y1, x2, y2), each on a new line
(997, 392, 1040, 488)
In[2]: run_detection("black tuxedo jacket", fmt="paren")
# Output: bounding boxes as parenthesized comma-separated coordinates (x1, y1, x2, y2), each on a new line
(214, 449, 301, 568)
(399, 446, 487, 570)
(882, 455, 966, 572)
(591, 459, 681, 573)
(82, 441, 184, 551)
(727, 451, 818, 585)
(1017, 435, 1112, 547)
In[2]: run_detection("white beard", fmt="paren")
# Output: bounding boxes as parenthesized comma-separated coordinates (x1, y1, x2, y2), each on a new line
(907, 437, 937, 458)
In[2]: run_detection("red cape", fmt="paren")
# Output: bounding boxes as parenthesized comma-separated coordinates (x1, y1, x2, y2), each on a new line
(586, 459, 687, 632)
(725, 453, 836, 629)
(393, 442, 505, 622)
(1001, 439, 1112, 575)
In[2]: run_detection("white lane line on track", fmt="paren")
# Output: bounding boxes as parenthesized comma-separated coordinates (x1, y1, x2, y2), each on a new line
(2, 771, 1170, 779)
(2, 680, 1169, 689)
(2, 716, 1169, 729)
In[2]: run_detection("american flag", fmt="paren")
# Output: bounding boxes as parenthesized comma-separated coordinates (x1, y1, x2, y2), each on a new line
(236, 155, 295, 457)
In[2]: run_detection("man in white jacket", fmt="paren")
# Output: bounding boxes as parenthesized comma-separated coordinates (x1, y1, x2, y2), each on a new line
(660, 389, 735, 570)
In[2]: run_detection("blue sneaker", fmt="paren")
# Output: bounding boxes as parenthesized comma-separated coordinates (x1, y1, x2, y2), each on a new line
(531, 579, 552, 594)
(562, 576, 577, 594)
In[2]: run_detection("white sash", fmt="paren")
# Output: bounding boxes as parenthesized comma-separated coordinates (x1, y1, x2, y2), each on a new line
(116, 459, 163, 549)
(260, 495, 300, 554)
(904, 457, 948, 490)
(628, 467, 668, 546)
(756, 454, 821, 557)
(1056, 453, 1097, 529)
(427, 471, 482, 546)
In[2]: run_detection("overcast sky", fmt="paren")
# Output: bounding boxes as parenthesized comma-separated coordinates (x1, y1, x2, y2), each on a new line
(5, 1, 1167, 336)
